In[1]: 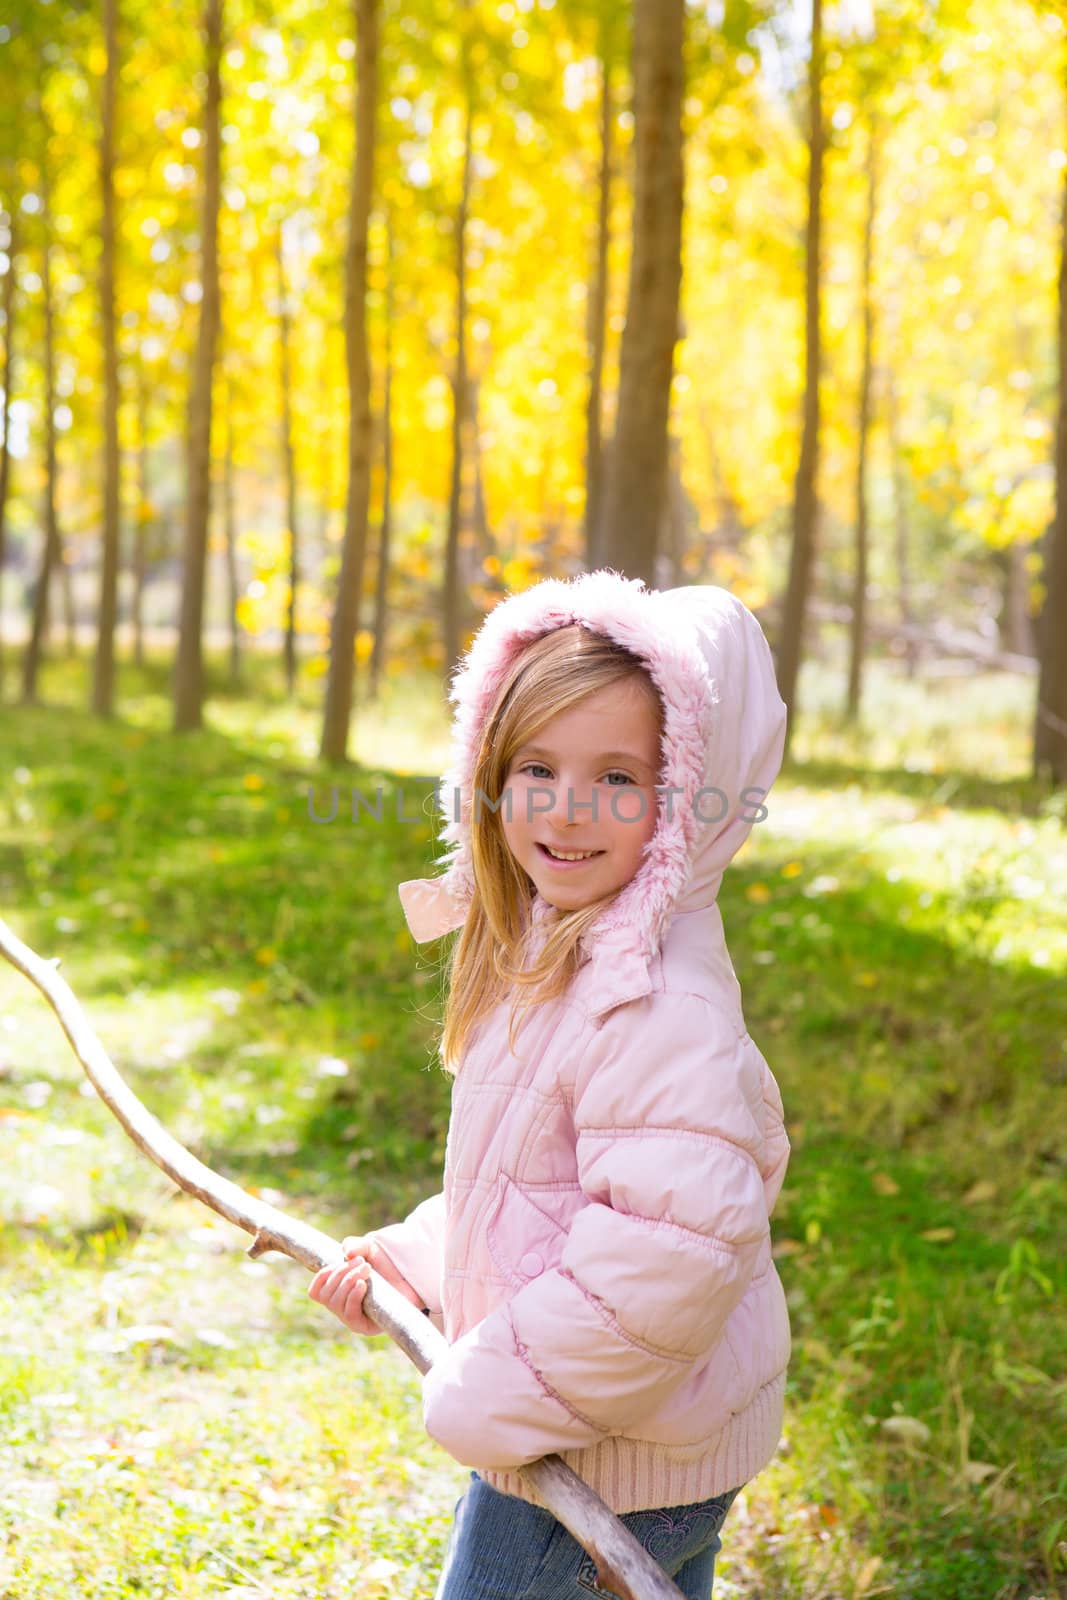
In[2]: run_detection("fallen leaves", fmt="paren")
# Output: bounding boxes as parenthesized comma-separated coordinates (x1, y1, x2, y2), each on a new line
(879, 1415, 932, 1446)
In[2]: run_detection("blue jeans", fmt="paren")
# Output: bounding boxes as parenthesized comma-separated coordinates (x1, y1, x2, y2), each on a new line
(433, 1470, 743, 1600)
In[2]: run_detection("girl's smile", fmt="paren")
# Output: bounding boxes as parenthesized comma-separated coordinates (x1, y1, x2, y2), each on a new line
(535, 841, 607, 868)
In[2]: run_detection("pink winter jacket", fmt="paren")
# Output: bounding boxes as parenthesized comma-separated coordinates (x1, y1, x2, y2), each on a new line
(372, 570, 792, 1514)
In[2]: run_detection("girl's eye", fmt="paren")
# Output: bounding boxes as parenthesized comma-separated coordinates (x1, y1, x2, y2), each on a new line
(603, 771, 634, 787)
(519, 763, 553, 779)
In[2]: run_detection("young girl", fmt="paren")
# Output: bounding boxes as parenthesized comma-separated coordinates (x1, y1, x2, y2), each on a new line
(309, 569, 792, 1599)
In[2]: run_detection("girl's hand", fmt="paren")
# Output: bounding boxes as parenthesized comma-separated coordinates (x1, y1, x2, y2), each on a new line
(308, 1235, 425, 1337)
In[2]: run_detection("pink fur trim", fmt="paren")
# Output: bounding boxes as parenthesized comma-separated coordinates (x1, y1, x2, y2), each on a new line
(417, 569, 715, 967)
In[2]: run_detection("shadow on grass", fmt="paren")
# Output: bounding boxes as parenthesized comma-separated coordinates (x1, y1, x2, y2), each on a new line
(782, 750, 1065, 820)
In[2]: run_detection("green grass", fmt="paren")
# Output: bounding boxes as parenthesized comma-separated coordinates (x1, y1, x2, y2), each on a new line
(0, 645, 1065, 1598)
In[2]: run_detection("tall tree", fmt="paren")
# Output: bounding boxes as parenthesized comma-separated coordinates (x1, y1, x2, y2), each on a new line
(173, 0, 223, 732)
(596, 0, 685, 585)
(276, 225, 300, 699)
(221, 369, 241, 686)
(0, 202, 17, 700)
(846, 120, 878, 721)
(583, 3, 618, 571)
(443, 23, 474, 680)
(368, 214, 394, 701)
(777, 0, 825, 756)
(320, 0, 378, 764)
(21, 140, 61, 705)
(132, 358, 149, 670)
(92, 0, 121, 717)
(1034, 139, 1067, 784)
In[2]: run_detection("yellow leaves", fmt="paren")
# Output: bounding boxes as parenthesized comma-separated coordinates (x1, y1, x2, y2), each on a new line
(962, 1178, 996, 1205)
(355, 630, 375, 664)
(871, 1171, 900, 1196)
(235, 596, 260, 632)
(781, 860, 804, 879)
(855, 971, 879, 987)
(87, 43, 107, 76)
(255, 946, 277, 965)
(963, 1460, 999, 1484)
(500, 557, 537, 592)
(242, 773, 265, 791)
(919, 1226, 957, 1243)
(745, 881, 772, 903)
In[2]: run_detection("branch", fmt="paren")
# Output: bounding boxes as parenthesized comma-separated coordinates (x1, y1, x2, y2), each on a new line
(0, 915, 687, 1600)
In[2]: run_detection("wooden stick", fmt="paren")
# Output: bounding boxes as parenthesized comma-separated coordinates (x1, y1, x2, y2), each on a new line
(0, 916, 687, 1600)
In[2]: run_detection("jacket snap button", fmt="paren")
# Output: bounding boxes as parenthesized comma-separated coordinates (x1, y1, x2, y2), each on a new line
(519, 1251, 545, 1278)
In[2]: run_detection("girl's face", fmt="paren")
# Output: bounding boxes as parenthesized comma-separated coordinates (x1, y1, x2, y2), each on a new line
(500, 677, 662, 913)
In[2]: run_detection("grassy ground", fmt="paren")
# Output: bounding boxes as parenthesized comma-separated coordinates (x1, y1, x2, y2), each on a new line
(0, 645, 1064, 1599)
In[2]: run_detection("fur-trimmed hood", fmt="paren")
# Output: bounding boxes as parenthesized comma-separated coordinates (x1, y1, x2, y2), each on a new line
(398, 569, 787, 1004)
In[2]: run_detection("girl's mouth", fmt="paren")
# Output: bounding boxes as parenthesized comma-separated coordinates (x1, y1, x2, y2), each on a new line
(536, 842, 605, 869)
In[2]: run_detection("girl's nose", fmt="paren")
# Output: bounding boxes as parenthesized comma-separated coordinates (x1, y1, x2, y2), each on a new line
(548, 780, 597, 826)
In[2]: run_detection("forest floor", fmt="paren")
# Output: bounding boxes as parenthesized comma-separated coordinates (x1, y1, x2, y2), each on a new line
(0, 649, 1064, 1600)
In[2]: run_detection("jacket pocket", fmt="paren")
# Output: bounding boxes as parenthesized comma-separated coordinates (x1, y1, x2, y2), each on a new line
(485, 1174, 570, 1288)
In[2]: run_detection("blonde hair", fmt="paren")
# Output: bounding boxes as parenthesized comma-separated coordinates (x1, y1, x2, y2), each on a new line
(438, 623, 664, 1074)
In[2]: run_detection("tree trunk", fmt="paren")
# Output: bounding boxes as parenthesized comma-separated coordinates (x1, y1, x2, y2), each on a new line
(21, 158, 61, 706)
(173, 0, 223, 732)
(223, 372, 241, 686)
(277, 226, 300, 699)
(92, 0, 121, 718)
(595, 0, 685, 586)
(320, 0, 378, 764)
(1034, 151, 1067, 784)
(776, 0, 824, 756)
(0, 201, 17, 700)
(61, 554, 76, 655)
(132, 362, 149, 669)
(657, 433, 686, 587)
(368, 215, 394, 701)
(696, 398, 745, 579)
(443, 45, 473, 682)
(469, 375, 494, 574)
(998, 541, 1035, 658)
(884, 354, 918, 679)
(584, 5, 615, 571)
(846, 121, 877, 722)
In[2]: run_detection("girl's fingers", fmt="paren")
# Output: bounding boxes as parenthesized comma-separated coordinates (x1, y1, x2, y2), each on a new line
(309, 1258, 367, 1308)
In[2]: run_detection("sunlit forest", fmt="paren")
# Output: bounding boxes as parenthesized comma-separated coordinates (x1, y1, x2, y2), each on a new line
(1, 1, 1065, 1598)
(0, 0, 1065, 770)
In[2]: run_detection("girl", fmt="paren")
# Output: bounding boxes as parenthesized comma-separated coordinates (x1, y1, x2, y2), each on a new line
(309, 569, 792, 1599)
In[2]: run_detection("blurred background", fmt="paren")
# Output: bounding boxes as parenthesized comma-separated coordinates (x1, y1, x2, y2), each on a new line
(1, 4, 1065, 1599)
